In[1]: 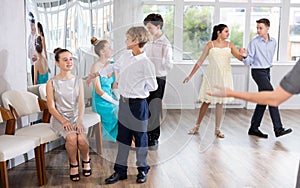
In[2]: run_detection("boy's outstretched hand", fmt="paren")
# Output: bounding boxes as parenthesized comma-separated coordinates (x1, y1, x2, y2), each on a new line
(206, 85, 231, 97)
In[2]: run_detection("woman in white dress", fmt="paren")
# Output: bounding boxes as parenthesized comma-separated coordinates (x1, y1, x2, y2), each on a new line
(183, 24, 243, 138)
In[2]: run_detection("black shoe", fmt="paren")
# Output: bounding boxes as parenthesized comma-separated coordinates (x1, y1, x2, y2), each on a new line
(136, 171, 147, 183)
(148, 140, 159, 150)
(105, 172, 127, 184)
(248, 129, 268, 138)
(275, 128, 292, 137)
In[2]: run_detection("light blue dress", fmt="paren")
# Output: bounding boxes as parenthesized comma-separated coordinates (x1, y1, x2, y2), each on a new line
(37, 72, 49, 84)
(92, 74, 118, 142)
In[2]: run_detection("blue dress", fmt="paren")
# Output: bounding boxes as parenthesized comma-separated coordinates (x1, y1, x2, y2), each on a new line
(92, 74, 118, 142)
(37, 72, 49, 84)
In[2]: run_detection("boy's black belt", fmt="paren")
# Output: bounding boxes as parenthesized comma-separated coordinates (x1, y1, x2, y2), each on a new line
(120, 95, 144, 103)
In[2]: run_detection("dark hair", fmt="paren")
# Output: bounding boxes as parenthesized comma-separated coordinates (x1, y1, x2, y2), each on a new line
(143, 13, 164, 29)
(211, 24, 228, 40)
(29, 12, 35, 23)
(54, 48, 71, 61)
(256, 18, 270, 27)
(35, 36, 43, 53)
(37, 22, 45, 37)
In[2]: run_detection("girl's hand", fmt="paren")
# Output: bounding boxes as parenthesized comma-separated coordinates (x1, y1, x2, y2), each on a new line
(74, 123, 85, 134)
(62, 120, 72, 131)
(183, 76, 191, 84)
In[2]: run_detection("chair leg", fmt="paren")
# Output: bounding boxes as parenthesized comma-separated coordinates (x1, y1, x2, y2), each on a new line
(0, 161, 9, 188)
(40, 144, 47, 185)
(34, 145, 44, 186)
(95, 122, 103, 155)
(77, 149, 80, 167)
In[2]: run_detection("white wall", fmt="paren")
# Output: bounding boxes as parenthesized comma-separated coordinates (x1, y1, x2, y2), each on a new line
(0, 0, 27, 106)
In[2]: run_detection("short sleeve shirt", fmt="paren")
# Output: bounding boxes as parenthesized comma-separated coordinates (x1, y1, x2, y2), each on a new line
(280, 60, 300, 94)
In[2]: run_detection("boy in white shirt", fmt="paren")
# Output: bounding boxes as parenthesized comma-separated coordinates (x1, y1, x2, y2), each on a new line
(143, 13, 173, 149)
(86, 26, 157, 184)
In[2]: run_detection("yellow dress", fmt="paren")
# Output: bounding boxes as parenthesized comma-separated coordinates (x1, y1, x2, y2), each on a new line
(198, 42, 234, 104)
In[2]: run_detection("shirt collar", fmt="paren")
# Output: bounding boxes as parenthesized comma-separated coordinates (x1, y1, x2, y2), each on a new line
(258, 34, 273, 42)
(129, 51, 147, 61)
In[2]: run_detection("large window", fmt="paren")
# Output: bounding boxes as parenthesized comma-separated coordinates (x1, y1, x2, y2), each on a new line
(289, 7, 300, 61)
(34, 0, 113, 53)
(183, 5, 214, 60)
(143, 0, 300, 63)
(220, 8, 246, 50)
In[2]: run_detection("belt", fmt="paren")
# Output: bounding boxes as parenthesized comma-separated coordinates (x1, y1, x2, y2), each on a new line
(120, 95, 144, 103)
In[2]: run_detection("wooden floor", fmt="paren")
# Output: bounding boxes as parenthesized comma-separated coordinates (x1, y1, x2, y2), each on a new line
(4, 109, 300, 188)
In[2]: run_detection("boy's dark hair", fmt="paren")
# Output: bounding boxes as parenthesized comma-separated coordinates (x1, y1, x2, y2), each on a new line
(29, 12, 35, 23)
(256, 18, 270, 27)
(143, 13, 164, 29)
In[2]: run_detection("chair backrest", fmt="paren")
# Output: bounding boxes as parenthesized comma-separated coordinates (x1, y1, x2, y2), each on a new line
(39, 84, 47, 101)
(0, 106, 16, 135)
(27, 84, 41, 98)
(2, 90, 41, 117)
(83, 77, 93, 107)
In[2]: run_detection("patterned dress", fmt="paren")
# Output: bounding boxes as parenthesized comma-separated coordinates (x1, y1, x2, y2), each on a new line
(198, 42, 234, 104)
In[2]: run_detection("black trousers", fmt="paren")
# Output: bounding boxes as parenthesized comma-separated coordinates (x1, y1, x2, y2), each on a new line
(146, 76, 166, 142)
(250, 68, 283, 132)
(114, 98, 150, 176)
(31, 64, 34, 84)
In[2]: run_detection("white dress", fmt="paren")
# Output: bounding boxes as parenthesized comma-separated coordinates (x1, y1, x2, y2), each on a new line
(198, 42, 234, 104)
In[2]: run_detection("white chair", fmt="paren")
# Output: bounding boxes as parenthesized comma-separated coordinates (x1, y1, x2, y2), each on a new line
(0, 106, 43, 187)
(1, 90, 60, 185)
(82, 79, 103, 155)
(39, 82, 103, 155)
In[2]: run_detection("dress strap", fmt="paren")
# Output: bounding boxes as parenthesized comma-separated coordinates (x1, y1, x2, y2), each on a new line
(227, 42, 230, 48)
(211, 41, 214, 48)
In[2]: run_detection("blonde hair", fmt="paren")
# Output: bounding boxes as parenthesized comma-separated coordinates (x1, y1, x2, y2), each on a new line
(91, 37, 108, 57)
(126, 26, 150, 48)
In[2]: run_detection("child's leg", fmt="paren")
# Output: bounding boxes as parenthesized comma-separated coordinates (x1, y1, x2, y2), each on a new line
(215, 103, 224, 138)
(113, 121, 133, 176)
(188, 102, 210, 134)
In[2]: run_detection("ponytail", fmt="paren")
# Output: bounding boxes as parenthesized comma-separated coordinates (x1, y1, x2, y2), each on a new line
(211, 24, 228, 40)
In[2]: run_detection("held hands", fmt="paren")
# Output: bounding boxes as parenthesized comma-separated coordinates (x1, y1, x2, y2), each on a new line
(239, 48, 247, 58)
(206, 85, 231, 97)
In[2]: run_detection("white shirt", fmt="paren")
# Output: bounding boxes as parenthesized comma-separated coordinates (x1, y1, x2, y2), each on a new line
(28, 33, 38, 64)
(99, 51, 158, 98)
(144, 34, 173, 77)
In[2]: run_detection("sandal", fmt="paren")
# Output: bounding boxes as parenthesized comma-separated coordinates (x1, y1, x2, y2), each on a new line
(188, 124, 200, 135)
(82, 159, 92, 177)
(70, 163, 80, 181)
(215, 130, 225, 138)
